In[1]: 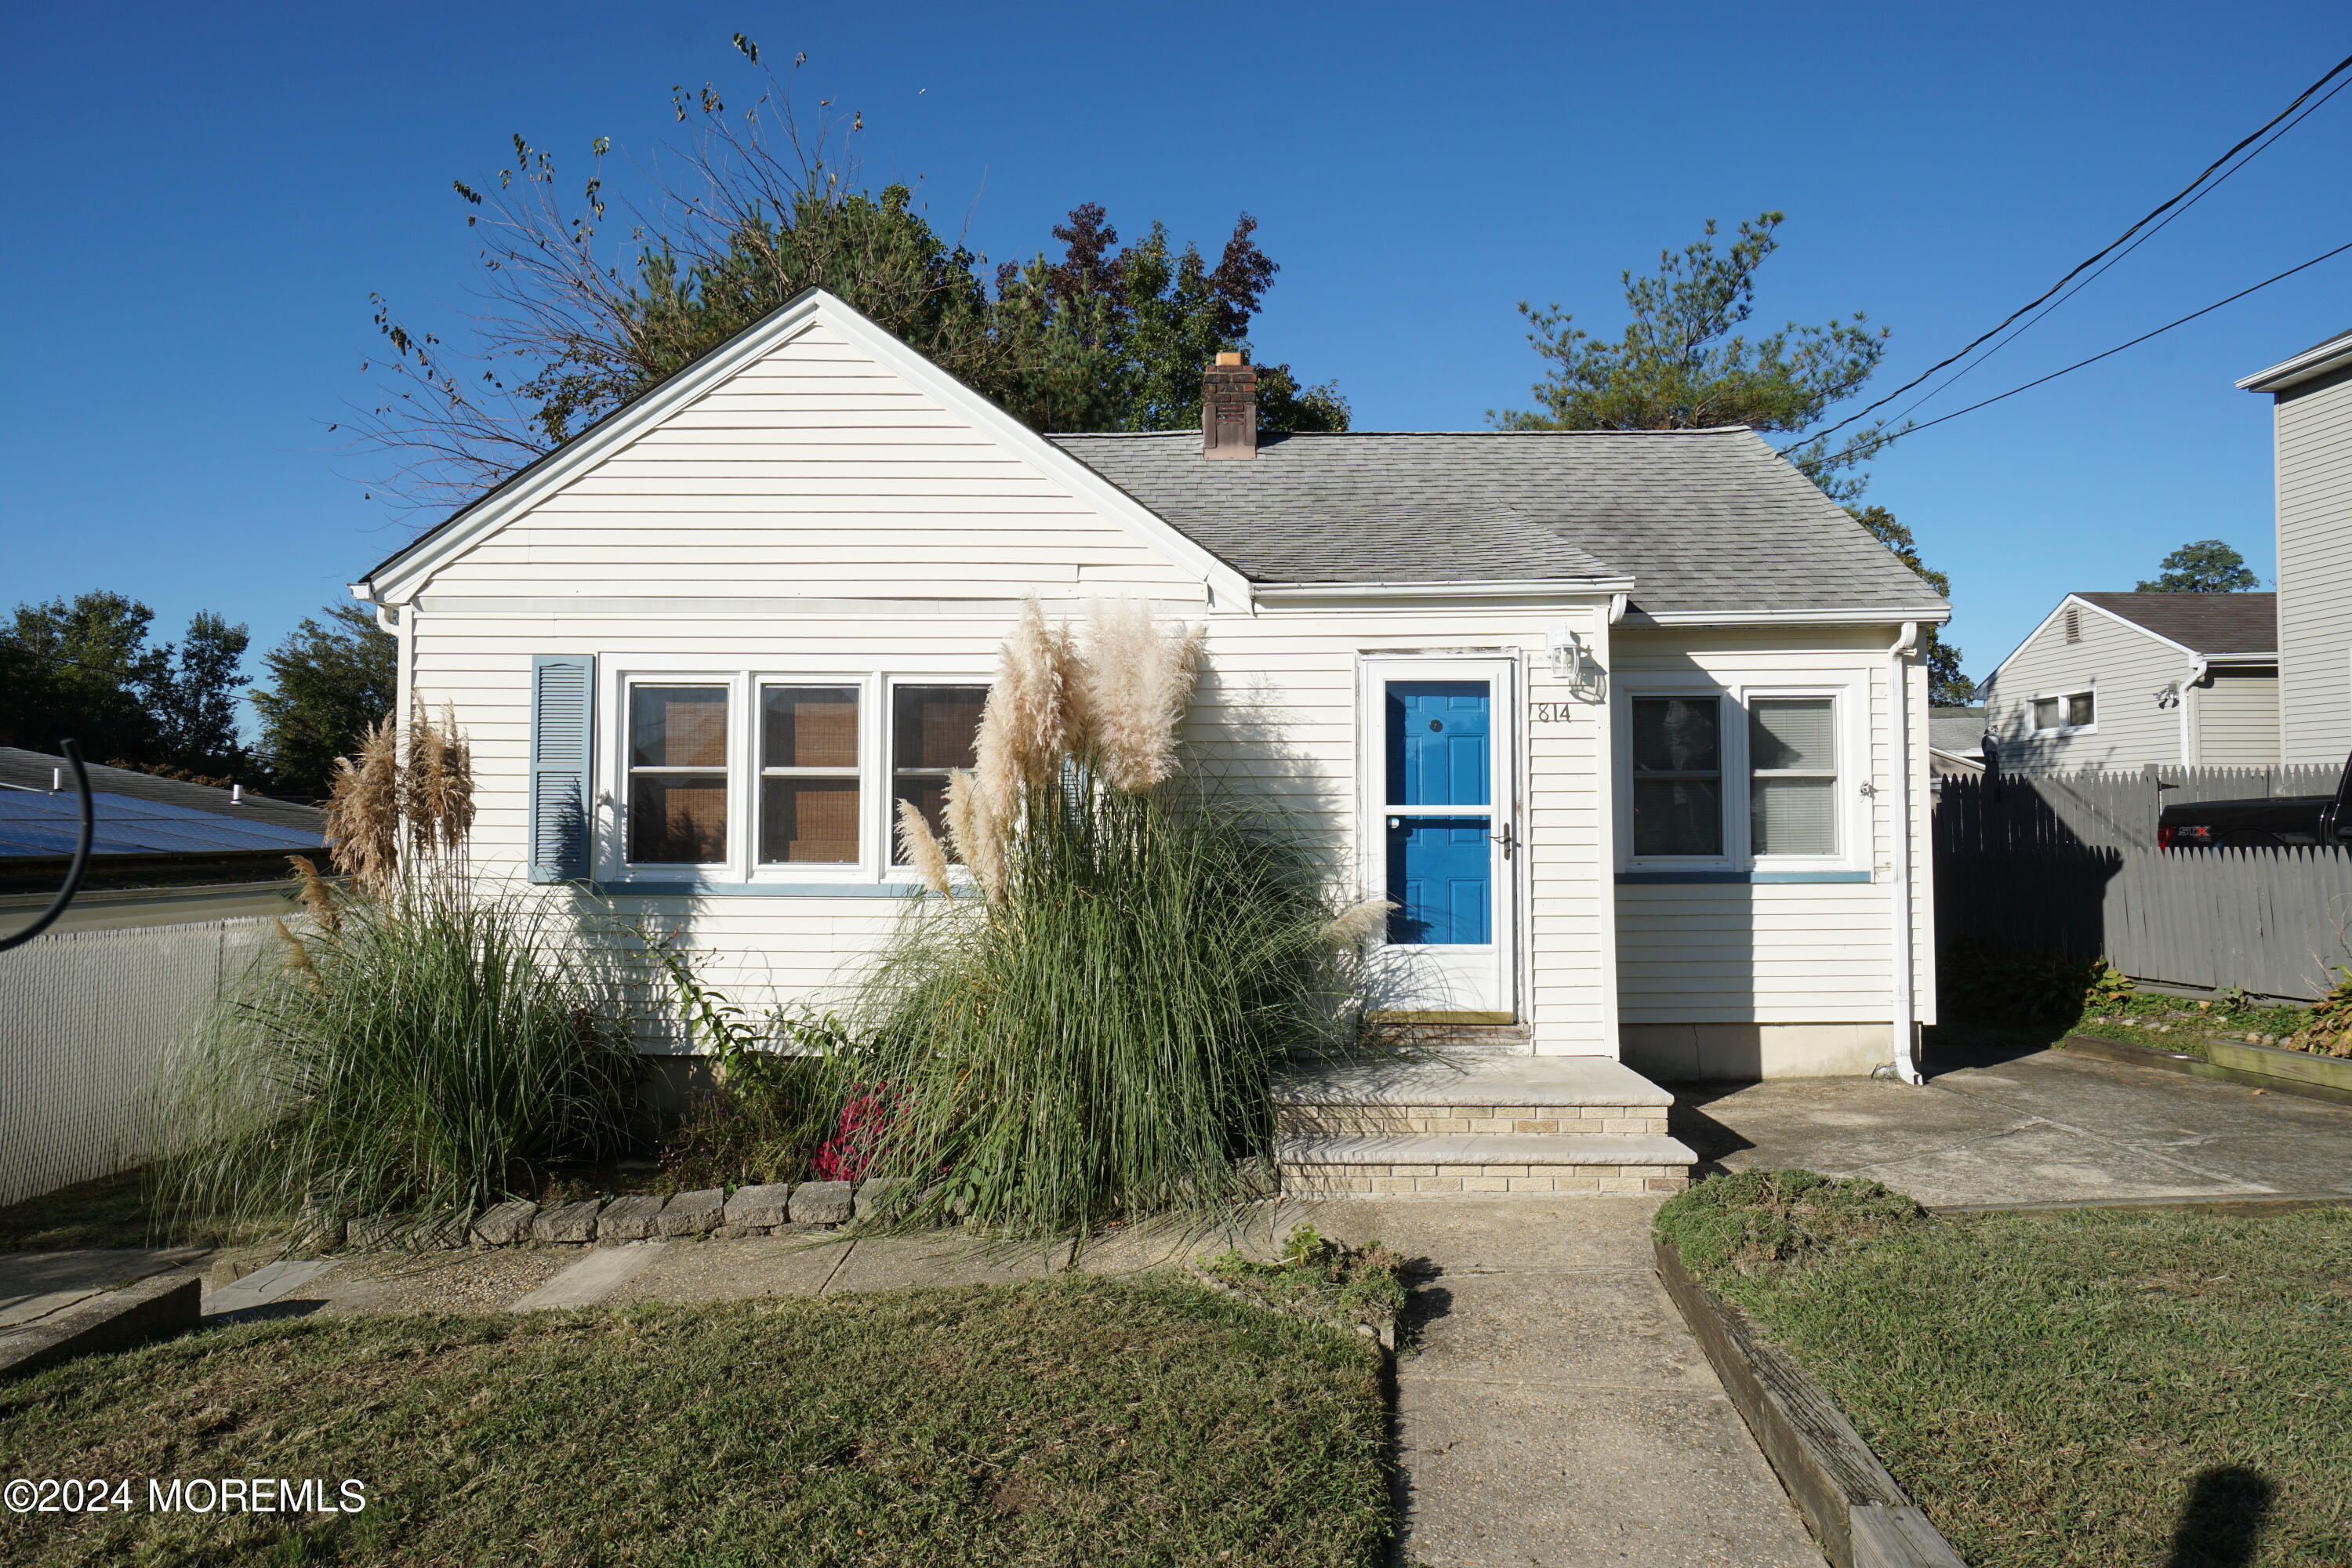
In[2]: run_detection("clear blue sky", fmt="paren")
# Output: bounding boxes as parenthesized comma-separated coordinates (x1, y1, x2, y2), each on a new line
(5, 1, 2345, 706)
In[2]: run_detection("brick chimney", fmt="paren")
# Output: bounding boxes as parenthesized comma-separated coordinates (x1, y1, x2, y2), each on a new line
(1201, 351, 1257, 459)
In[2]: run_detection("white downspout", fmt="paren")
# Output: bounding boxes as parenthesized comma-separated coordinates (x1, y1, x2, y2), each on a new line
(1887, 621, 1923, 1084)
(2178, 657, 2208, 767)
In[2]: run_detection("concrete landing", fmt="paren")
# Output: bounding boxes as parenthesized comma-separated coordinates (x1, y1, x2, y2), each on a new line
(1278, 1054, 1675, 1107)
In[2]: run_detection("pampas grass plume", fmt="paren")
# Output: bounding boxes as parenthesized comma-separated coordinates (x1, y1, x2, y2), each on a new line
(895, 800, 953, 896)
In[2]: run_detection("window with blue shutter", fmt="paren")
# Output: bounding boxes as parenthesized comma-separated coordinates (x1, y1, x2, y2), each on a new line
(528, 655, 596, 883)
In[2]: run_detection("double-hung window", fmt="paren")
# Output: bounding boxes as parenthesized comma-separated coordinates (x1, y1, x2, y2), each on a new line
(612, 671, 989, 885)
(2029, 690, 2095, 735)
(1621, 681, 1860, 871)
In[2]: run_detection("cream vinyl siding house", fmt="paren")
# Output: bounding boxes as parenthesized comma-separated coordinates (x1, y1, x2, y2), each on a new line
(2241, 330, 2352, 767)
(1980, 593, 2278, 774)
(354, 289, 1947, 1083)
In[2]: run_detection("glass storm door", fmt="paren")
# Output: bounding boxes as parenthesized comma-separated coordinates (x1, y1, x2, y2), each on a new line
(1376, 664, 1515, 1016)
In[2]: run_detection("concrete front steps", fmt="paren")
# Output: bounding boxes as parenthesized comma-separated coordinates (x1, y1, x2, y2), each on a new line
(1275, 1052, 1696, 1197)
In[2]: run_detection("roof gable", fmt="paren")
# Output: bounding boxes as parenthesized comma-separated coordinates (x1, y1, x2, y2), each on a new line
(353, 291, 1250, 606)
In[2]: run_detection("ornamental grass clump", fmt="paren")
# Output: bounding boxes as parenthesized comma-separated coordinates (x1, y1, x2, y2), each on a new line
(157, 710, 638, 1243)
(845, 600, 1372, 1236)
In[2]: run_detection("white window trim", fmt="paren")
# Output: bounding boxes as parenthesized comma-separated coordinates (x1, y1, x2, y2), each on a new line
(595, 658, 991, 888)
(1613, 671, 1870, 873)
(2027, 686, 2098, 738)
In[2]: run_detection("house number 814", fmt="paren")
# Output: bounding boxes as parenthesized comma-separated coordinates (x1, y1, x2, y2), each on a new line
(1531, 702, 1577, 722)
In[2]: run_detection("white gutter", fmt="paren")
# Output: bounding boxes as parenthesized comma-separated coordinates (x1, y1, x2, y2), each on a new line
(1887, 620, 1923, 1085)
(1252, 577, 1634, 600)
(2177, 656, 2209, 767)
(1622, 605, 1951, 627)
(355, 584, 415, 733)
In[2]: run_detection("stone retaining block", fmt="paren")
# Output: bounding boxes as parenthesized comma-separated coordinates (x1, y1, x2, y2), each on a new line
(657, 1188, 724, 1236)
(597, 1194, 667, 1242)
(470, 1201, 539, 1247)
(533, 1200, 605, 1243)
(789, 1180, 855, 1225)
(724, 1184, 793, 1228)
(855, 1177, 912, 1220)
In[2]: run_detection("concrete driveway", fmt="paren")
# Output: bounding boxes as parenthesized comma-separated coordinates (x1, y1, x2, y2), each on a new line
(1678, 1035, 2352, 1207)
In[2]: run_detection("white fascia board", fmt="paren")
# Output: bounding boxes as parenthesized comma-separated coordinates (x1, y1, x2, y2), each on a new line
(2237, 330, 2352, 393)
(1982, 593, 2188, 691)
(1618, 605, 1950, 627)
(1251, 576, 1633, 601)
(356, 289, 1250, 608)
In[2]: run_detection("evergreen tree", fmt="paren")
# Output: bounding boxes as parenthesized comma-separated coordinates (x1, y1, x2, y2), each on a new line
(1847, 507, 1973, 705)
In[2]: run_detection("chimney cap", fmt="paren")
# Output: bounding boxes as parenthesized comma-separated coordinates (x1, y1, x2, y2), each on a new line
(1214, 350, 1244, 366)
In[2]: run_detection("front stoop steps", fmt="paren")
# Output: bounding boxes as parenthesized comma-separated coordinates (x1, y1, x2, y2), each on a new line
(1275, 1051, 1696, 1197)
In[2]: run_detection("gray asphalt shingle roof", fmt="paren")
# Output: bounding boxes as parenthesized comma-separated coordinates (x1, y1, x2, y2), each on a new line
(2074, 593, 2277, 656)
(1050, 426, 1947, 615)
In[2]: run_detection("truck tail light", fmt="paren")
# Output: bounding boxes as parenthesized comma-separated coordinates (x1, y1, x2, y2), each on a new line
(2158, 825, 2174, 849)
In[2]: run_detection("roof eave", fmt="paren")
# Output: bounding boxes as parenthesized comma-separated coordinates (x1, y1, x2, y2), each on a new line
(1621, 605, 1951, 628)
(1250, 576, 1634, 601)
(2237, 331, 2352, 392)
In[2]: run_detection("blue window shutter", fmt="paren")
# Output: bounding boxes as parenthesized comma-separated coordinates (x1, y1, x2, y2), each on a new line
(528, 655, 596, 883)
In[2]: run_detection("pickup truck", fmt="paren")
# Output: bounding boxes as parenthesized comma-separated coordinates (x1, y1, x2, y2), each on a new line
(2158, 750, 2352, 848)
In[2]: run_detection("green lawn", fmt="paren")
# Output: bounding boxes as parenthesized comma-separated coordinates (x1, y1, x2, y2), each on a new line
(1662, 1179, 2352, 1568)
(0, 1276, 1392, 1566)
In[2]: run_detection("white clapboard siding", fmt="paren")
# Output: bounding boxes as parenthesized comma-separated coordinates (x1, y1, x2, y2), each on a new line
(1610, 626, 1934, 1031)
(411, 597, 1628, 1048)
(2191, 666, 2282, 765)
(2273, 368, 2352, 765)
(423, 321, 1207, 601)
(1980, 599, 2188, 773)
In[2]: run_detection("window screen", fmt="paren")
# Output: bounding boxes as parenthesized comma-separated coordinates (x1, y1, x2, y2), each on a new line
(1631, 696, 1722, 857)
(891, 684, 988, 862)
(627, 686, 728, 863)
(1749, 698, 1837, 856)
(758, 686, 859, 865)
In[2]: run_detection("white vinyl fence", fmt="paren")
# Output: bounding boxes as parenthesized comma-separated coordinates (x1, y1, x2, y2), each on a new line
(0, 894, 285, 1207)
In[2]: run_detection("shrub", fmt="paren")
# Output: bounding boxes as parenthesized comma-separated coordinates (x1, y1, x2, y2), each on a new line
(156, 880, 641, 1241)
(1938, 939, 2127, 1025)
(1653, 1169, 1927, 1283)
(651, 946, 847, 1188)
(838, 601, 1372, 1237)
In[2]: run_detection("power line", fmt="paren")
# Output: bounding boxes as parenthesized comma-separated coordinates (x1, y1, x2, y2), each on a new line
(1882, 71, 2352, 427)
(1795, 49, 2352, 454)
(1807, 238, 2352, 473)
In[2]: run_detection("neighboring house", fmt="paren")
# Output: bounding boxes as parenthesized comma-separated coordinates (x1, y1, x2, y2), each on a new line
(350, 289, 1948, 1085)
(1928, 706, 1987, 779)
(1978, 593, 2278, 774)
(0, 748, 325, 892)
(2240, 328, 2352, 768)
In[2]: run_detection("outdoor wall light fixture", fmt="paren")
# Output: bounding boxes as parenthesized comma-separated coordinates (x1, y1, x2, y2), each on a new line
(1546, 624, 1606, 701)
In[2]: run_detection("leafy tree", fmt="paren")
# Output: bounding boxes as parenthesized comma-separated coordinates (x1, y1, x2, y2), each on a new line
(151, 611, 251, 774)
(358, 44, 1342, 509)
(2136, 539, 2257, 593)
(1849, 506, 1974, 706)
(0, 593, 249, 773)
(1490, 212, 1901, 503)
(249, 604, 397, 799)
(0, 592, 167, 760)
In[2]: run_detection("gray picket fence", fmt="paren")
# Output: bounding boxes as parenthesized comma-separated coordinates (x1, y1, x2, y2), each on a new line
(1935, 766, 2352, 1001)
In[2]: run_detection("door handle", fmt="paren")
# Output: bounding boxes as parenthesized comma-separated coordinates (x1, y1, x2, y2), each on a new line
(1490, 823, 1517, 860)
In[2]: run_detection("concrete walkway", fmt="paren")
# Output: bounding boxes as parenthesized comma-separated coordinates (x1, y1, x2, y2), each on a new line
(1682, 1037, 2352, 1207)
(1304, 1197, 1824, 1568)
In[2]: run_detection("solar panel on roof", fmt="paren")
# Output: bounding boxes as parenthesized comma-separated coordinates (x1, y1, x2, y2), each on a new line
(0, 789, 327, 858)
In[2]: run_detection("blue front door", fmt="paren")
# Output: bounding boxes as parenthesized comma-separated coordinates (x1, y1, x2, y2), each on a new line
(1385, 681, 1492, 946)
